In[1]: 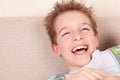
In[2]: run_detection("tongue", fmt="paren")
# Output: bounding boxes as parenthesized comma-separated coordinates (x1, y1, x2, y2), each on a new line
(73, 49, 86, 55)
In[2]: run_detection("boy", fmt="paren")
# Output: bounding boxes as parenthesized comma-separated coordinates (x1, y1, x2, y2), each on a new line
(44, 0, 120, 80)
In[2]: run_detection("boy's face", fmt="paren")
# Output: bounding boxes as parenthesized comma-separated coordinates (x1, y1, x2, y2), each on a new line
(52, 11, 99, 71)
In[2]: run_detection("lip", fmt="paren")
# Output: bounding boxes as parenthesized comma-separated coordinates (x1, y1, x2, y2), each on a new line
(71, 44, 88, 55)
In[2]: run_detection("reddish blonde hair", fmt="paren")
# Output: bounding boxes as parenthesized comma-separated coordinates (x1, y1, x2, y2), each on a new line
(44, 0, 98, 44)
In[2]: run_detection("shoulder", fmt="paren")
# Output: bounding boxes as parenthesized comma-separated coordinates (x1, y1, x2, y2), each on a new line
(103, 45, 120, 70)
(108, 45, 120, 55)
(106, 45, 120, 64)
(99, 45, 120, 58)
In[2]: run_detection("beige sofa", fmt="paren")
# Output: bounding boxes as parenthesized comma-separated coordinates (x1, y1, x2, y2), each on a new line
(0, 16, 120, 80)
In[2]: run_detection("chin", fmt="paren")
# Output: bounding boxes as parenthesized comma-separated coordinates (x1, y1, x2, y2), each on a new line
(79, 58, 91, 67)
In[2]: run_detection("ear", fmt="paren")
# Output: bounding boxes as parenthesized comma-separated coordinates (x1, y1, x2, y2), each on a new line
(51, 44, 61, 57)
(95, 34, 99, 48)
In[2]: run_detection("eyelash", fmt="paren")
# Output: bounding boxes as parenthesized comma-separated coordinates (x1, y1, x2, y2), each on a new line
(62, 32, 70, 37)
(61, 28, 90, 37)
(81, 28, 90, 31)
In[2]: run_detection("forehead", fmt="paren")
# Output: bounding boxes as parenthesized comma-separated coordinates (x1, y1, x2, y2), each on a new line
(54, 10, 91, 32)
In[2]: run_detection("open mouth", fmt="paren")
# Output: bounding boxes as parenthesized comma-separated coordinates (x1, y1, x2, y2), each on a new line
(72, 45, 88, 55)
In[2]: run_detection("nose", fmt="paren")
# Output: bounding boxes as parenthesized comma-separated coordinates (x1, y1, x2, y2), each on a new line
(72, 32, 83, 41)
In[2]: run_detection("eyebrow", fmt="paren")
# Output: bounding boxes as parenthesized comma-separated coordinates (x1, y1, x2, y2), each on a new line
(58, 23, 92, 35)
(81, 23, 92, 26)
(58, 27, 67, 35)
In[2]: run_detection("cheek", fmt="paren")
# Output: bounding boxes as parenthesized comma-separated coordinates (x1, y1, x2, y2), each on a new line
(57, 40, 66, 50)
(58, 41, 68, 50)
(57, 39, 70, 52)
(86, 33, 98, 45)
(57, 35, 71, 45)
(91, 36, 99, 48)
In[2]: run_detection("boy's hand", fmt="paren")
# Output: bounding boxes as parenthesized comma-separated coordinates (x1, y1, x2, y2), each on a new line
(103, 76, 120, 80)
(66, 68, 107, 80)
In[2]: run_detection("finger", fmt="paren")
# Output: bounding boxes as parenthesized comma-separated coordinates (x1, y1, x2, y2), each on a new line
(82, 69, 100, 80)
(86, 68, 107, 79)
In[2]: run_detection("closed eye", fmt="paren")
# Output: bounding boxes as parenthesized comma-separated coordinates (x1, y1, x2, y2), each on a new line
(82, 28, 90, 31)
(62, 32, 70, 37)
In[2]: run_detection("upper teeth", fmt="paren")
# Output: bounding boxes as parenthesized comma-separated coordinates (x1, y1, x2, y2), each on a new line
(72, 46, 87, 52)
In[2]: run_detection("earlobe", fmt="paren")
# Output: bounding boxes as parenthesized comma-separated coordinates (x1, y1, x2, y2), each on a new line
(51, 44, 61, 56)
